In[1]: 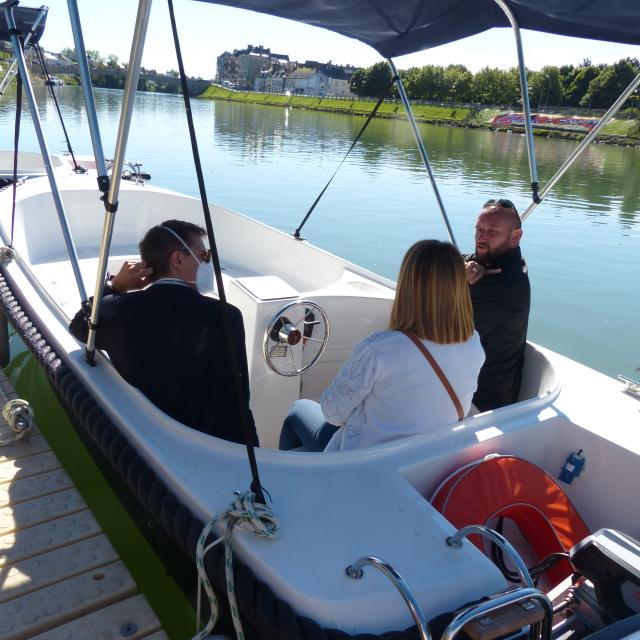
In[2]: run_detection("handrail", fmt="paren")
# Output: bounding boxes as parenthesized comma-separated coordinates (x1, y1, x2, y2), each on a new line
(441, 587, 553, 640)
(345, 556, 431, 640)
(446, 524, 533, 587)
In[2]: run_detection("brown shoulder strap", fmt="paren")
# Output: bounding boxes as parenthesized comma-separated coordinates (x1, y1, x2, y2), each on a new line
(403, 331, 464, 421)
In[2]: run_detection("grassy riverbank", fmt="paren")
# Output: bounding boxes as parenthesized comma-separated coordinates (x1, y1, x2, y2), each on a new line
(200, 85, 472, 123)
(200, 85, 640, 145)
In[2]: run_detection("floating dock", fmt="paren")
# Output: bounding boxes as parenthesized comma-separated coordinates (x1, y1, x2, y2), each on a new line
(0, 370, 168, 639)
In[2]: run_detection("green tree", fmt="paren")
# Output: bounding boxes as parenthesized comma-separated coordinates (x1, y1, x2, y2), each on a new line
(106, 54, 119, 69)
(403, 65, 446, 100)
(564, 64, 600, 107)
(472, 67, 519, 105)
(349, 61, 392, 97)
(528, 66, 563, 109)
(581, 58, 640, 109)
(558, 64, 575, 104)
(60, 47, 76, 61)
(86, 49, 104, 67)
(443, 64, 473, 102)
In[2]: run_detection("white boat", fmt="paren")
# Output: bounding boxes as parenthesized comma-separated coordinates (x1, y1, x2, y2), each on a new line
(1, 2, 639, 639)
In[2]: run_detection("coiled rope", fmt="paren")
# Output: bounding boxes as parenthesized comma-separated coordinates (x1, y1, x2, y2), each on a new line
(193, 490, 279, 640)
(0, 398, 33, 446)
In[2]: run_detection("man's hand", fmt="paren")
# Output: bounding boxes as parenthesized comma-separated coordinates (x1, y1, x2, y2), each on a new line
(466, 260, 501, 285)
(110, 260, 153, 293)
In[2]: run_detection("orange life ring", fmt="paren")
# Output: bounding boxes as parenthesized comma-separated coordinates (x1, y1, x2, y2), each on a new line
(432, 455, 590, 584)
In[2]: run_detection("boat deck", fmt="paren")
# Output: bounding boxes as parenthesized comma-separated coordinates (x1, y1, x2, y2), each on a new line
(0, 370, 168, 640)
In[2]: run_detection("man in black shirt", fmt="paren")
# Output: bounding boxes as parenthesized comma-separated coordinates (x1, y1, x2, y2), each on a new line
(465, 199, 530, 411)
(69, 219, 258, 446)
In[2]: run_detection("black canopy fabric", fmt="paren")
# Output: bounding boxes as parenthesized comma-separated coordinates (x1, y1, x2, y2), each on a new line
(0, 6, 48, 45)
(196, 0, 640, 58)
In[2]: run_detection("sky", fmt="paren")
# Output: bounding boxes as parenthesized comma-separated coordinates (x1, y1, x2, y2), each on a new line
(27, 0, 640, 79)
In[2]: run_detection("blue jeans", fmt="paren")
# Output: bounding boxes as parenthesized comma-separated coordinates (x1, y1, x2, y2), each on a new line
(279, 399, 339, 451)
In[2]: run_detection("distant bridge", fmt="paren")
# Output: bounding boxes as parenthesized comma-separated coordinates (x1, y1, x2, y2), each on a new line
(31, 62, 211, 96)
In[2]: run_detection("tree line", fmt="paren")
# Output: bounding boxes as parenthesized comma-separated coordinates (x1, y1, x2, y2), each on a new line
(350, 58, 640, 111)
(58, 47, 192, 94)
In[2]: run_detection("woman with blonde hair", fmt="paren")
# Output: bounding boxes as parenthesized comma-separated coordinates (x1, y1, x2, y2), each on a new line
(279, 240, 485, 452)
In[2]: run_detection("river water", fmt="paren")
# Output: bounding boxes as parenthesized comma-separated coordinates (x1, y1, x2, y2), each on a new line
(1, 86, 639, 379)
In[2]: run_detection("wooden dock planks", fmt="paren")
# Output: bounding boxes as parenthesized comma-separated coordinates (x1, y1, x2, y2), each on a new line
(0, 372, 167, 639)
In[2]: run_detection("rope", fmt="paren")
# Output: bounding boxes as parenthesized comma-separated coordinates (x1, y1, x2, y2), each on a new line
(192, 490, 279, 640)
(0, 398, 33, 446)
(167, 0, 266, 503)
(33, 42, 84, 173)
(292, 77, 396, 239)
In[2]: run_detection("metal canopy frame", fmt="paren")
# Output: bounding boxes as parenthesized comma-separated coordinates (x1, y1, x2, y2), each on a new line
(0, 7, 43, 96)
(67, 0, 154, 362)
(382, 0, 640, 238)
(388, 58, 458, 248)
(2, 0, 638, 337)
(494, 0, 540, 203)
(521, 69, 640, 222)
(2, 1, 87, 302)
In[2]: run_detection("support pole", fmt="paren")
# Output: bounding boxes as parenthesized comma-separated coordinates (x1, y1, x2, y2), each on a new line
(387, 59, 457, 248)
(84, 0, 152, 363)
(3, 4, 87, 302)
(67, 0, 108, 182)
(493, 0, 540, 202)
(521, 70, 640, 222)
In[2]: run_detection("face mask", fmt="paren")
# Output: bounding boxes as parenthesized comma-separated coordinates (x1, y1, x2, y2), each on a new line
(159, 225, 215, 296)
(194, 260, 215, 296)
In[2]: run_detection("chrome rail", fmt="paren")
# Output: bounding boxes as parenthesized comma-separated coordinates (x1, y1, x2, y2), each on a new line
(440, 587, 553, 640)
(446, 524, 534, 587)
(619, 374, 640, 400)
(387, 58, 457, 248)
(345, 556, 431, 640)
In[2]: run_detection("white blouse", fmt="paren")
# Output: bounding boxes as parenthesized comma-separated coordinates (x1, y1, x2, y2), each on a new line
(322, 330, 485, 452)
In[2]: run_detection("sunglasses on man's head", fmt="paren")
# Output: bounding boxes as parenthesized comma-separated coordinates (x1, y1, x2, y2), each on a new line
(483, 198, 517, 212)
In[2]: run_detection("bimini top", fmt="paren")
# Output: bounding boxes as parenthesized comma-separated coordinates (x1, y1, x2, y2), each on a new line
(197, 0, 640, 58)
(0, 5, 47, 44)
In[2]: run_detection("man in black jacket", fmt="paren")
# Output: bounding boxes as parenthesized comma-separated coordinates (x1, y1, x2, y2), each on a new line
(69, 219, 258, 446)
(465, 199, 530, 412)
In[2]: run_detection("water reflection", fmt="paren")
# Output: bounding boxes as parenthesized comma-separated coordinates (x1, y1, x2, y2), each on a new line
(207, 99, 640, 228)
(0, 86, 639, 378)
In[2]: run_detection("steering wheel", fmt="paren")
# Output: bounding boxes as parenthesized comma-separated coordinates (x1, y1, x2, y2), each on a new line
(263, 300, 329, 376)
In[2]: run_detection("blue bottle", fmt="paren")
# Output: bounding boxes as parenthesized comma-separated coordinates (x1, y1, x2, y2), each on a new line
(558, 449, 585, 485)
